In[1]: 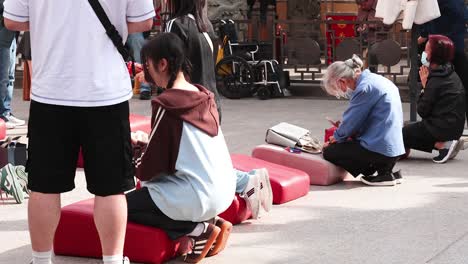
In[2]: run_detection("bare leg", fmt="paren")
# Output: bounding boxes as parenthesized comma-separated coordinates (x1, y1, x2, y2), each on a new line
(94, 195, 128, 256)
(28, 192, 61, 252)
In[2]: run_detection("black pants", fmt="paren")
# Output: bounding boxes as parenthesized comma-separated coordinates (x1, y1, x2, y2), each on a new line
(126, 187, 198, 240)
(403, 121, 437, 153)
(323, 141, 397, 177)
(452, 51, 467, 124)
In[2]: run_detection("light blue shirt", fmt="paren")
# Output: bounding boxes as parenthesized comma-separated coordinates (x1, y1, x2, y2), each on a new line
(334, 70, 405, 157)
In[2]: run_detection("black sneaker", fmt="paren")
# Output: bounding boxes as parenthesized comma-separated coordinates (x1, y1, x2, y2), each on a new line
(361, 173, 396, 186)
(139, 91, 151, 100)
(392, 170, 403, 184)
(433, 140, 458, 164)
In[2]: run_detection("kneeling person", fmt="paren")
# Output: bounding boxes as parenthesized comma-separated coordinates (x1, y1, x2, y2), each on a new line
(127, 33, 236, 263)
(321, 55, 405, 186)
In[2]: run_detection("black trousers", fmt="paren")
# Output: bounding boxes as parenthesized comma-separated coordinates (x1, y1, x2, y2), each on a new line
(452, 51, 467, 124)
(126, 187, 198, 240)
(403, 121, 437, 153)
(368, 43, 379, 73)
(323, 141, 397, 177)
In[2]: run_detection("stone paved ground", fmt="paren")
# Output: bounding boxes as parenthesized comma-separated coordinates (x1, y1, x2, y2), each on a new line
(1, 92, 468, 264)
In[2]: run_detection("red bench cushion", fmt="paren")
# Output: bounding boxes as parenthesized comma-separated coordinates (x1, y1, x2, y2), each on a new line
(231, 154, 310, 204)
(0, 119, 6, 140)
(129, 114, 152, 134)
(54, 199, 179, 264)
(252, 144, 348, 186)
(219, 194, 251, 225)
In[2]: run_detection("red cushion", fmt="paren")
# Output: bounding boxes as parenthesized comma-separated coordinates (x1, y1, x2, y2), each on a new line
(252, 144, 348, 186)
(54, 199, 179, 264)
(218, 194, 251, 225)
(231, 154, 310, 204)
(129, 114, 152, 134)
(0, 119, 6, 140)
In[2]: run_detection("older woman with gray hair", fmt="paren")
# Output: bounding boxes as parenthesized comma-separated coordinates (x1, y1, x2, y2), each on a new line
(322, 55, 405, 186)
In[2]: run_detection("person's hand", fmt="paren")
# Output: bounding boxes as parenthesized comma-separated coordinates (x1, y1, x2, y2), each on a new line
(419, 66, 429, 89)
(134, 63, 143, 73)
(323, 136, 337, 149)
(418, 37, 427, 45)
(135, 72, 147, 84)
(131, 131, 149, 145)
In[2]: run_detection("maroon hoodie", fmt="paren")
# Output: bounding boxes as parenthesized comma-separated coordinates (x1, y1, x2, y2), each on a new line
(134, 85, 220, 181)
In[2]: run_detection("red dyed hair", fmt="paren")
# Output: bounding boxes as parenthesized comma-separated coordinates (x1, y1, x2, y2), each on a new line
(427, 35, 455, 65)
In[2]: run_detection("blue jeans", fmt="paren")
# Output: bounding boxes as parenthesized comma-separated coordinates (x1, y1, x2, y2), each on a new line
(0, 29, 16, 118)
(127, 33, 151, 93)
(140, 83, 151, 93)
(235, 169, 252, 194)
(127, 33, 145, 63)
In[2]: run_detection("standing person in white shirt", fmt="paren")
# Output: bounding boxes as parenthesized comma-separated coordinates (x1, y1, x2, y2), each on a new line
(3, 1, 154, 264)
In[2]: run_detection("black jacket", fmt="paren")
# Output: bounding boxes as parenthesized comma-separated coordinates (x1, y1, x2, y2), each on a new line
(418, 64, 466, 141)
(166, 16, 222, 121)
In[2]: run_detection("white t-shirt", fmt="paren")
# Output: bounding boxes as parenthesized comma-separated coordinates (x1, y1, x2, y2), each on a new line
(3, 0, 155, 107)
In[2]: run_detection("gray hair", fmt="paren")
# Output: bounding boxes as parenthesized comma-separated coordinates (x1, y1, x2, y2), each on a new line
(322, 54, 364, 98)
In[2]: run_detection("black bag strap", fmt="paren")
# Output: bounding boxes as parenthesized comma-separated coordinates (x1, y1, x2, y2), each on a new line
(88, 0, 136, 76)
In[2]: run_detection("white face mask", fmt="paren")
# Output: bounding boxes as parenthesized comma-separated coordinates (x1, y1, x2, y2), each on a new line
(421, 51, 430, 67)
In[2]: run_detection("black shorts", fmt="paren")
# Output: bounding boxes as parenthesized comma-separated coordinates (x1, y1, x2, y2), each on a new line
(26, 100, 135, 196)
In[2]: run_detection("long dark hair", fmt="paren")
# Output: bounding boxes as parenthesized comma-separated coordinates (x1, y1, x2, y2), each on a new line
(141, 33, 192, 89)
(168, 0, 208, 32)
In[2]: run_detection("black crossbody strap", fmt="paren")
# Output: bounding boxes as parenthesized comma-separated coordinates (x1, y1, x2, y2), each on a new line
(88, 0, 136, 75)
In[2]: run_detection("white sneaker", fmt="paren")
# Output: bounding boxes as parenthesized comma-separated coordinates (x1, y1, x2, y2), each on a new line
(4, 121, 16, 129)
(242, 171, 261, 219)
(123, 256, 130, 264)
(449, 139, 466, 159)
(433, 140, 458, 164)
(255, 168, 273, 212)
(5, 114, 25, 126)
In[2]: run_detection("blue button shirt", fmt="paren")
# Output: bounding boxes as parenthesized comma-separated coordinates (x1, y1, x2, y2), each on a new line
(334, 70, 405, 157)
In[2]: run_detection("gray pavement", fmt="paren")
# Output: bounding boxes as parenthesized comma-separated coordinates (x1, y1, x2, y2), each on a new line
(1, 92, 468, 264)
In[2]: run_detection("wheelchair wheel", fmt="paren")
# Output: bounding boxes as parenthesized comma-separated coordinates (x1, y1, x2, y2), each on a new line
(215, 56, 254, 99)
(257, 86, 271, 100)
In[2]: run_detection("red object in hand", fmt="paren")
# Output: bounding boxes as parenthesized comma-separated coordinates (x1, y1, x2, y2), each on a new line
(325, 126, 338, 143)
(126, 62, 144, 77)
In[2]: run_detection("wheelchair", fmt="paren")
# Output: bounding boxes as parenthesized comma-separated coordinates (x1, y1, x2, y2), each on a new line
(215, 20, 289, 100)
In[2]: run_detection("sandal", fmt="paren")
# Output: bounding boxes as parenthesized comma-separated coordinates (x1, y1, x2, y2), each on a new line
(184, 223, 220, 263)
(207, 217, 233, 257)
